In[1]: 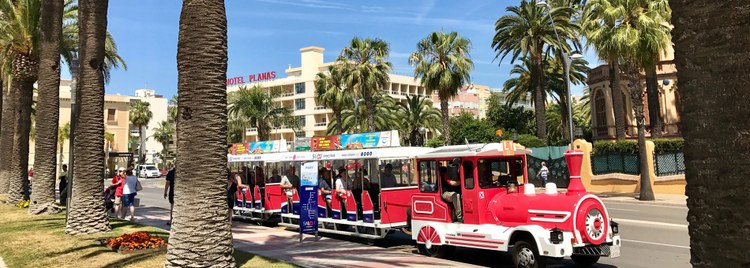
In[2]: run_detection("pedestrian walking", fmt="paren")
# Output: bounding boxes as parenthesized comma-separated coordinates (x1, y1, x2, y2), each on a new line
(121, 169, 138, 221)
(227, 169, 239, 225)
(110, 168, 125, 218)
(536, 162, 549, 185)
(164, 165, 176, 225)
(58, 164, 68, 205)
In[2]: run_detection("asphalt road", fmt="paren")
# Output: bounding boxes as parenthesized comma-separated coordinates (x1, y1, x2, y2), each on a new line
(134, 179, 690, 268)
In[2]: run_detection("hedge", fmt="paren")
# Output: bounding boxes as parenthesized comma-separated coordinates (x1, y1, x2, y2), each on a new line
(593, 138, 684, 154)
(517, 134, 546, 148)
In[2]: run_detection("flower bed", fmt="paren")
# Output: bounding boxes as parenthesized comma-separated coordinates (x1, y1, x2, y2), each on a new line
(104, 231, 167, 253)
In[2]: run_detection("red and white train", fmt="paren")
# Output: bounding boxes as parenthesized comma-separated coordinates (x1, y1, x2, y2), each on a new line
(228, 141, 620, 267)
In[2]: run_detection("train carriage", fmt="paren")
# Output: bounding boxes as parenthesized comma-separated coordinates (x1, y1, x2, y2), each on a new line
(278, 147, 435, 239)
(409, 141, 621, 268)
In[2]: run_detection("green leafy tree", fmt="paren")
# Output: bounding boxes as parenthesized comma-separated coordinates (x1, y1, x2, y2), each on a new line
(57, 122, 69, 175)
(326, 94, 399, 135)
(228, 85, 298, 141)
(410, 31, 473, 145)
(486, 93, 536, 135)
(129, 101, 152, 164)
(153, 120, 175, 162)
(492, 0, 579, 140)
(337, 37, 392, 132)
(398, 95, 441, 146)
(449, 112, 496, 145)
(315, 65, 351, 135)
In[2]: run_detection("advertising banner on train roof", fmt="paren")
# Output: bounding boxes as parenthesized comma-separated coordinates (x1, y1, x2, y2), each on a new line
(311, 130, 400, 151)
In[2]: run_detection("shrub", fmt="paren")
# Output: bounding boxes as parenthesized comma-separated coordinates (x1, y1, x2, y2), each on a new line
(425, 138, 444, 148)
(517, 134, 546, 148)
(653, 138, 684, 153)
(593, 140, 638, 154)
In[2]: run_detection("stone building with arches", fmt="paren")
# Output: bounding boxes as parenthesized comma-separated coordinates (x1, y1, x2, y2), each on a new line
(587, 46, 681, 140)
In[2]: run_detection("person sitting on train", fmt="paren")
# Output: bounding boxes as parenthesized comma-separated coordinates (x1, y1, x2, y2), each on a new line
(269, 168, 281, 183)
(255, 166, 266, 205)
(440, 166, 463, 223)
(506, 181, 519, 194)
(318, 167, 333, 208)
(380, 164, 397, 188)
(280, 166, 299, 212)
(334, 167, 349, 217)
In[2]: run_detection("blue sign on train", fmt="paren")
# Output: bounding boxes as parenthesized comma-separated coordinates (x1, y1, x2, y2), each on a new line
(299, 162, 319, 234)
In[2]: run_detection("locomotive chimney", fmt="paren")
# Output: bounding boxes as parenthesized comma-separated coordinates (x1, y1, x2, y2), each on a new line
(564, 149, 586, 195)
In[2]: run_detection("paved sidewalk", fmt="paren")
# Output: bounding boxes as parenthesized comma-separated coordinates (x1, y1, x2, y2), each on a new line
(131, 206, 478, 268)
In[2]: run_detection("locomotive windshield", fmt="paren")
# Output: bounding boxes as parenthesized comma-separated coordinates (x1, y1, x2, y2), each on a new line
(477, 157, 525, 188)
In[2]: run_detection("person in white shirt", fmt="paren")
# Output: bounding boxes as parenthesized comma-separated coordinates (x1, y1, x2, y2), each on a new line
(536, 162, 549, 185)
(121, 169, 138, 221)
(333, 167, 349, 217)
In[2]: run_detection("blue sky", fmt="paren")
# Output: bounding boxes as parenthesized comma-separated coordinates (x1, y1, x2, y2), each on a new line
(63, 0, 602, 99)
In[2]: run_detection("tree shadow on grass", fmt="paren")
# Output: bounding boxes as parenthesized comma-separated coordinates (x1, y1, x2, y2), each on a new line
(44, 243, 103, 258)
(100, 249, 165, 267)
(234, 251, 302, 268)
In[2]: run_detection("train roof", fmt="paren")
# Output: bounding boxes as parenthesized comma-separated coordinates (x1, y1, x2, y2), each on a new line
(228, 146, 435, 163)
(416, 142, 531, 159)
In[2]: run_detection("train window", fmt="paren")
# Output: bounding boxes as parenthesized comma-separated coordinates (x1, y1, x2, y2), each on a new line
(418, 160, 438, 193)
(477, 158, 522, 189)
(379, 159, 411, 188)
(463, 161, 475, 189)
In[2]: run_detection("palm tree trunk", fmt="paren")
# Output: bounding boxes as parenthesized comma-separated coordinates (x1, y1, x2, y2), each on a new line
(139, 126, 145, 164)
(560, 99, 571, 142)
(623, 64, 654, 201)
(8, 80, 34, 203)
(335, 109, 343, 135)
(440, 96, 451, 145)
(65, 0, 111, 235)
(532, 54, 547, 141)
(610, 61, 626, 140)
(645, 63, 662, 138)
(410, 129, 422, 146)
(30, 0, 64, 214)
(365, 95, 375, 132)
(0, 80, 12, 194)
(672, 1, 750, 266)
(167, 0, 234, 266)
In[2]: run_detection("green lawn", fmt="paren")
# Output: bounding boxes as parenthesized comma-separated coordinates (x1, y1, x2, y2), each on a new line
(0, 197, 296, 268)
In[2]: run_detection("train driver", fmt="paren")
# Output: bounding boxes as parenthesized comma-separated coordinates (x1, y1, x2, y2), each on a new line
(506, 181, 519, 194)
(440, 166, 463, 223)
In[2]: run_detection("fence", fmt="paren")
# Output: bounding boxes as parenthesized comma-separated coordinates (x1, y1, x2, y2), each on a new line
(591, 153, 641, 175)
(527, 146, 569, 188)
(654, 151, 686, 176)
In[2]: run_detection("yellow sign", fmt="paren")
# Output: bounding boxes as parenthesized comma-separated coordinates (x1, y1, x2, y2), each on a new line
(502, 140, 515, 156)
(495, 129, 503, 137)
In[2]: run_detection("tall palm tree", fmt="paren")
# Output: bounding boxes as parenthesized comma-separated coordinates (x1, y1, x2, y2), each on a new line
(398, 95, 441, 146)
(315, 65, 350, 135)
(29, 0, 64, 214)
(325, 94, 399, 135)
(545, 53, 590, 141)
(152, 120, 175, 162)
(492, 0, 578, 140)
(228, 85, 297, 141)
(672, 1, 750, 265)
(410, 31, 473, 145)
(0, 0, 42, 203)
(0, 78, 12, 194)
(167, 0, 234, 266)
(65, 0, 110, 234)
(584, 0, 670, 201)
(337, 37, 392, 132)
(129, 101, 152, 164)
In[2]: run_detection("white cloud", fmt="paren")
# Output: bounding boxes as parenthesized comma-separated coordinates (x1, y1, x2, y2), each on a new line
(254, 0, 351, 10)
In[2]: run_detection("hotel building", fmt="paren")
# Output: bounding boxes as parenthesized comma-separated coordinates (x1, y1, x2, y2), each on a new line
(228, 46, 493, 142)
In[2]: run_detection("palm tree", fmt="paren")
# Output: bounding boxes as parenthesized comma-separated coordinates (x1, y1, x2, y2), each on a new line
(228, 85, 297, 141)
(0, 0, 42, 203)
(671, 1, 749, 265)
(492, 0, 579, 140)
(166, 0, 234, 266)
(583, 0, 670, 201)
(326, 94, 399, 135)
(29, 0, 64, 214)
(57, 122, 69, 175)
(410, 31, 473, 145)
(168, 95, 178, 123)
(129, 101, 152, 164)
(152, 120, 175, 163)
(0, 77, 11, 194)
(65, 0, 110, 234)
(315, 65, 350, 135)
(337, 37, 392, 132)
(545, 53, 590, 141)
(398, 95, 441, 146)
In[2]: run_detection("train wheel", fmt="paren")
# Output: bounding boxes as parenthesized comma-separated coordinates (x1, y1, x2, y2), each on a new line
(571, 255, 600, 266)
(512, 240, 545, 268)
(417, 244, 454, 258)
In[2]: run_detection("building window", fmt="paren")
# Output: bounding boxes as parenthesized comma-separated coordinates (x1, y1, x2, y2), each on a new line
(295, 83, 305, 94)
(295, 99, 305, 110)
(297, 115, 306, 126)
(594, 90, 608, 137)
(107, 109, 116, 122)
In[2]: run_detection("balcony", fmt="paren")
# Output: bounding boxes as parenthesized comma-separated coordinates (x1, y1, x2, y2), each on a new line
(314, 122, 328, 127)
(314, 106, 327, 110)
(280, 92, 294, 97)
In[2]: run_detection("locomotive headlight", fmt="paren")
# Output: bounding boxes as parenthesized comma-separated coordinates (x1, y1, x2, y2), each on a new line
(611, 220, 619, 234)
(550, 228, 563, 244)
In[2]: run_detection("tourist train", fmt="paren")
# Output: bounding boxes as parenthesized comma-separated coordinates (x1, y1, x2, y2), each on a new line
(227, 131, 620, 267)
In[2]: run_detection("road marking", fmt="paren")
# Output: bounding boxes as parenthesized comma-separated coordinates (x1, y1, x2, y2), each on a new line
(615, 218, 688, 229)
(622, 239, 690, 249)
(608, 208, 639, 212)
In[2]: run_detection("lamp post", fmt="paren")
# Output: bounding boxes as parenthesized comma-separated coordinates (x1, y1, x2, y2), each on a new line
(65, 55, 79, 223)
(418, 127, 427, 146)
(536, 0, 583, 145)
(353, 98, 363, 133)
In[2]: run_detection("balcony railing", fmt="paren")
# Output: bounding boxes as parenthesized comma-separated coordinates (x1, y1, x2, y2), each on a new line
(280, 92, 294, 97)
(314, 122, 328, 127)
(314, 106, 327, 110)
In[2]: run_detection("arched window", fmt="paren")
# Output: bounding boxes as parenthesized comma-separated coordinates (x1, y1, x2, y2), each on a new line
(594, 89, 607, 137)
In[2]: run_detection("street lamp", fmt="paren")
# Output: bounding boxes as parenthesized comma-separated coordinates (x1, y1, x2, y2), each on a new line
(353, 98, 363, 133)
(418, 127, 427, 146)
(536, 0, 583, 145)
